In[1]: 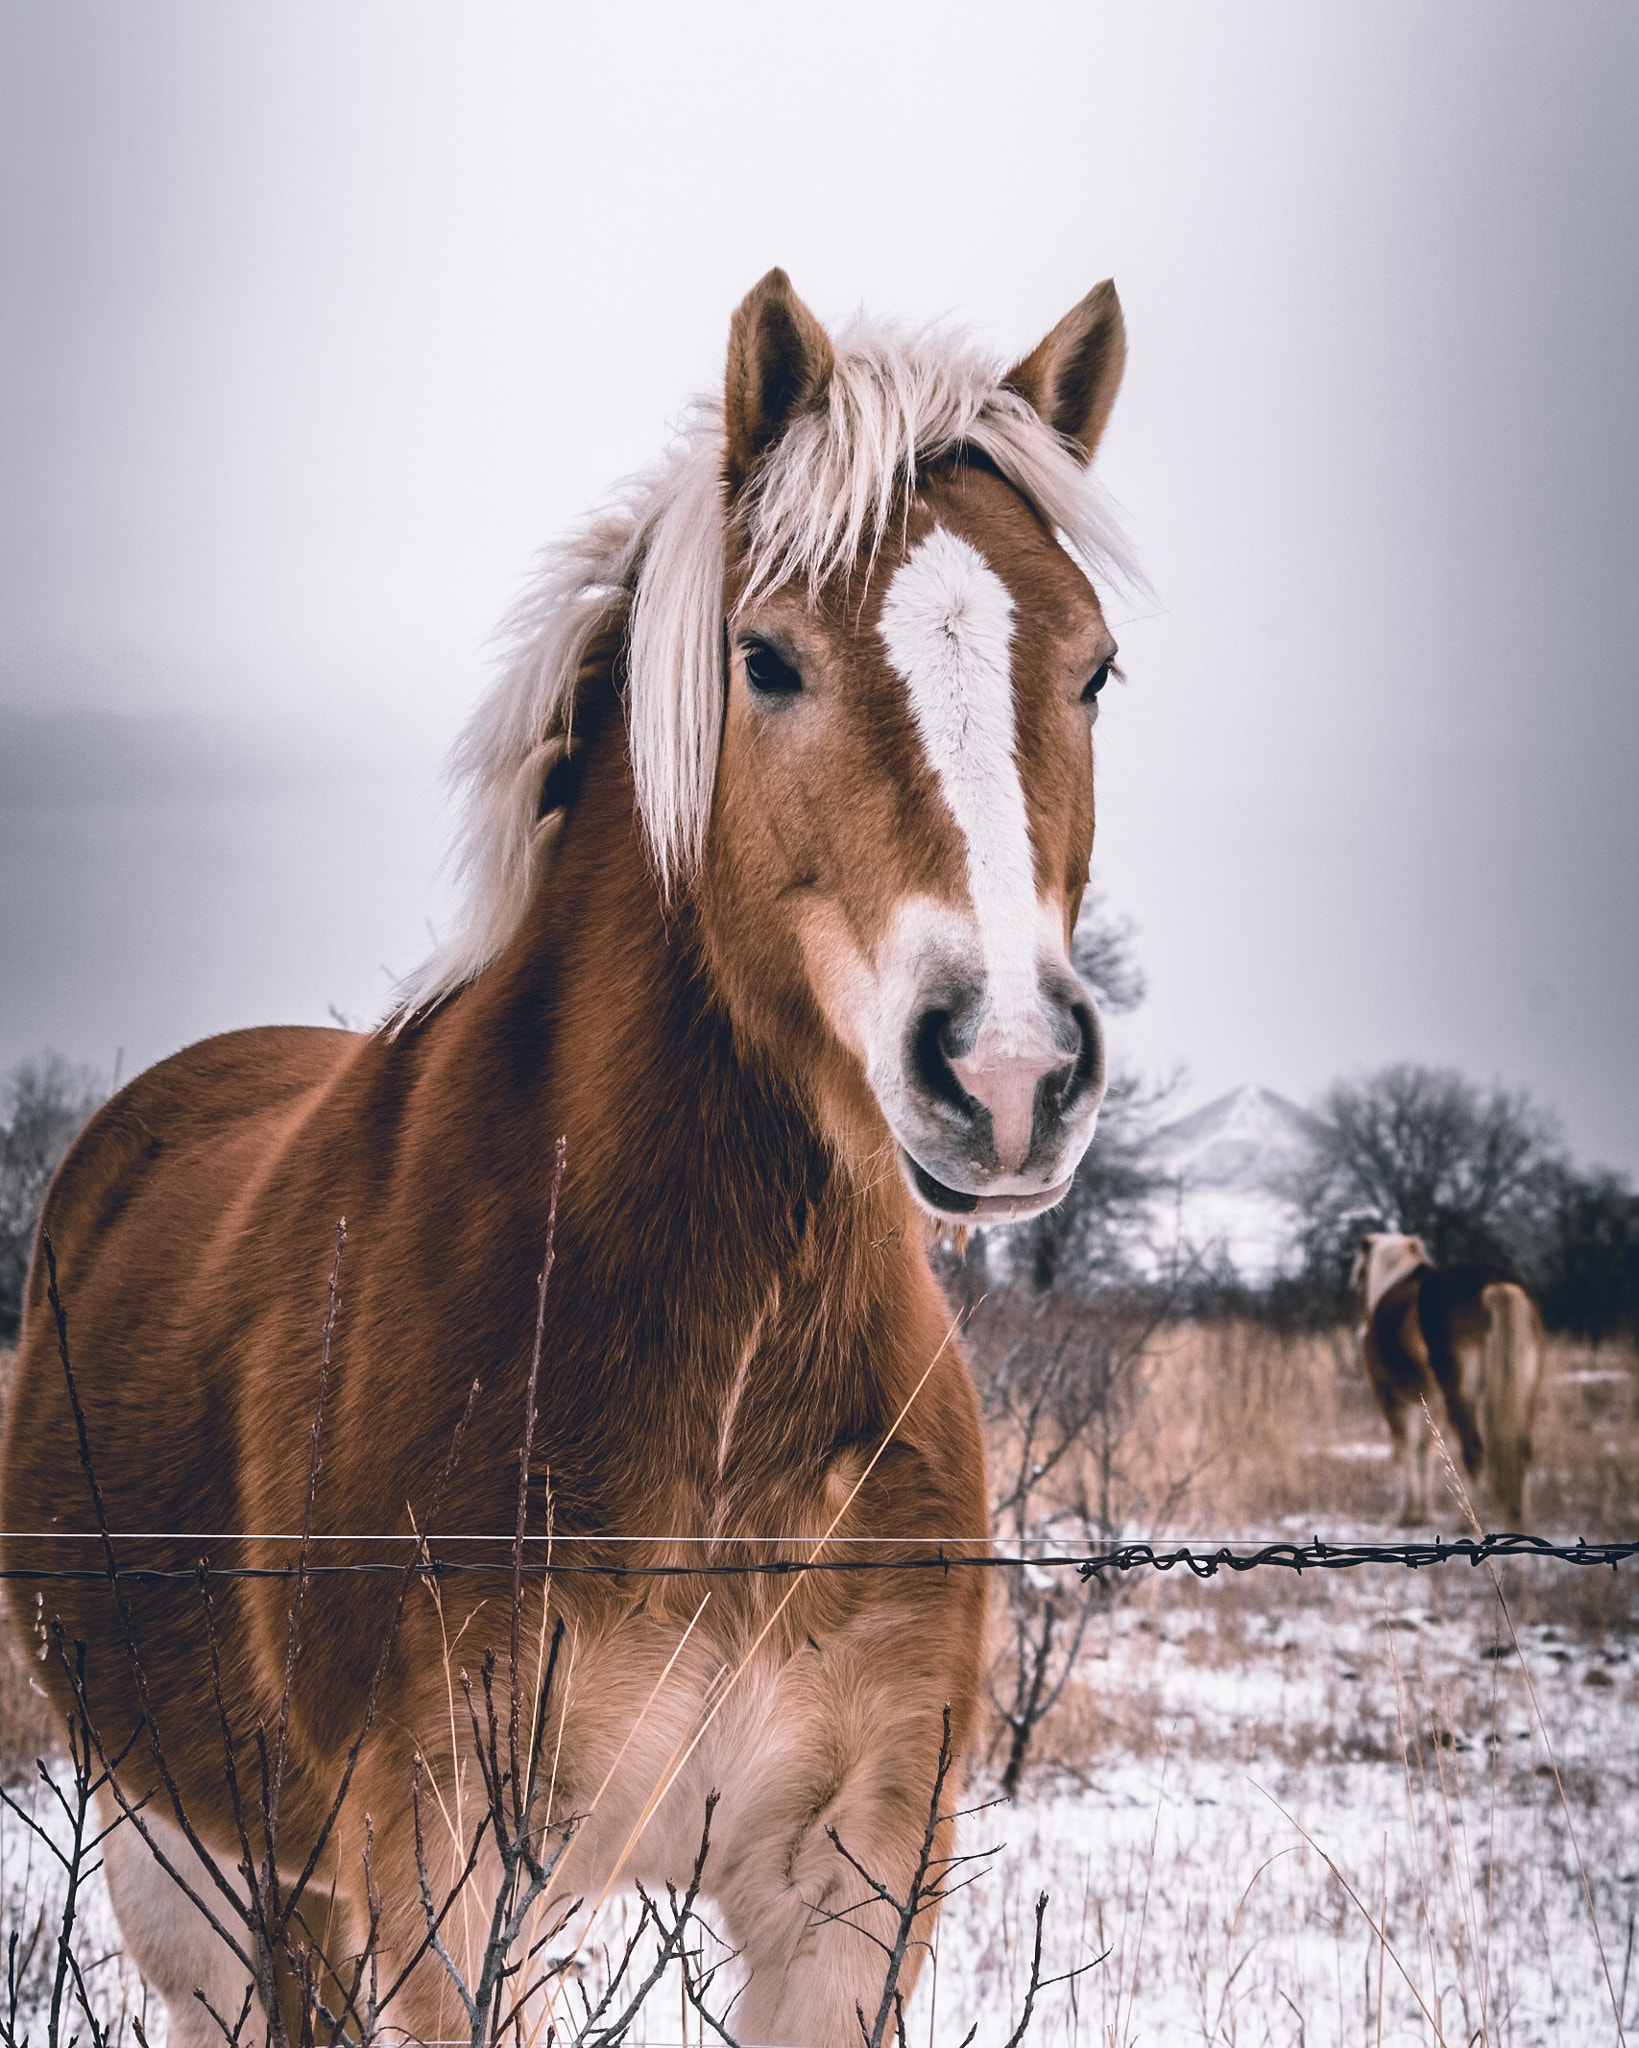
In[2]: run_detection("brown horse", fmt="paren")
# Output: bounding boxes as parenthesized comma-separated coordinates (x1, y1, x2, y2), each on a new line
(1353, 1232, 1545, 1527)
(3, 269, 1133, 2045)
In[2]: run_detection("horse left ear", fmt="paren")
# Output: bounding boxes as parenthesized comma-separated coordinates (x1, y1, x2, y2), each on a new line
(723, 268, 836, 494)
(1004, 280, 1127, 464)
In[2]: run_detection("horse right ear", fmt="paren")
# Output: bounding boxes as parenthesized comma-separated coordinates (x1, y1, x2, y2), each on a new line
(723, 268, 835, 494)
(1004, 280, 1127, 464)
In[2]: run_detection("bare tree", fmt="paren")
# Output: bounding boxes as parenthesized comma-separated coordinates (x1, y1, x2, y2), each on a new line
(0, 1054, 104, 1339)
(1284, 1063, 1561, 1296)
(1529, 1162, 1639, 1345)
(978, 1282, 1196, 1799)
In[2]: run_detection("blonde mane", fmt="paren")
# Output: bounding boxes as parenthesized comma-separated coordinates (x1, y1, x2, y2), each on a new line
(393, 318, 1139, 1021)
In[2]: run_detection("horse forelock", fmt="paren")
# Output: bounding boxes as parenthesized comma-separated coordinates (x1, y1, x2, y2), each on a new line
(390, 319, 1140, 1026)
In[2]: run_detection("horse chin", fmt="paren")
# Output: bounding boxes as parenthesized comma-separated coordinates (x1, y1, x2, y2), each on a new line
(897, 1148, 1073, 1224)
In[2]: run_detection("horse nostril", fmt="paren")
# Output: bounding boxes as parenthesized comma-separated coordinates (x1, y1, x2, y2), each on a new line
(911, 1009, 972, 1115)
(1037, 1001, 1103, 1127)
(1072, 1002, 1101, 1086)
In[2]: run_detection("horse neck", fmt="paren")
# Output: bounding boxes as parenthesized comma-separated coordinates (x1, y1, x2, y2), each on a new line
(407, 674, 894, 1374)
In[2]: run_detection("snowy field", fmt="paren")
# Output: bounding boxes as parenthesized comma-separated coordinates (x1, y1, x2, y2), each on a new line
(929, 1561, 1638, 2047)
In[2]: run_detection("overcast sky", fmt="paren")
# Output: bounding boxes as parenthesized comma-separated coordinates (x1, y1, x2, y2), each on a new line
(3, 2, 1636, 1170)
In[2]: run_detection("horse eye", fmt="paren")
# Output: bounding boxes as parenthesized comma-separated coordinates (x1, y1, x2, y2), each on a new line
(1081, 660, 1112, 705)
(741, 639, 803, 697)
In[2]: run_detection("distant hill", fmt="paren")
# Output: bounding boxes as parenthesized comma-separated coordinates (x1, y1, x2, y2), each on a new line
(1151, 1086, 1320, 1282)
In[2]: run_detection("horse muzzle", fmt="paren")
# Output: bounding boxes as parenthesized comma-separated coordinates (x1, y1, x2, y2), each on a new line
(883, 973, 1106, 1223)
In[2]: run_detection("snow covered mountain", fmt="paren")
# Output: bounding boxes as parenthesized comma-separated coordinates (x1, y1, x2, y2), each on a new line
(1150, 1085, 1321, 1282)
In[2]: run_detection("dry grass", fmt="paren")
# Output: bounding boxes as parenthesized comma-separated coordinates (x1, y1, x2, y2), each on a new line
(1177, 1318, 1636, 1540)
(1047, 1315, 1638, 1543)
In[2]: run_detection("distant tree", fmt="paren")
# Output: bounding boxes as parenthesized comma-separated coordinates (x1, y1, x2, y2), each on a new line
(1529, 1164, 1639, 1344)
(1017, 897, 1171, 1295)
(1284, 1063, 1561, 1309)
(1067, 891, 1147, 1020)
(0, 1053, 105, 1339)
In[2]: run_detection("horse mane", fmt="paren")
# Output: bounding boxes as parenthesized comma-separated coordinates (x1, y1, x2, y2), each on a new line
(392, 318, 1140, 1023)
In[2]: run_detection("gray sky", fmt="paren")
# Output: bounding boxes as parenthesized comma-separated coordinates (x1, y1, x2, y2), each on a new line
(3, 2, 1636, 1169)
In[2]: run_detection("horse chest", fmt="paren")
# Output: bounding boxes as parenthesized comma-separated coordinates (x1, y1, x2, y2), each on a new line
(625, 1277, 889, 1518)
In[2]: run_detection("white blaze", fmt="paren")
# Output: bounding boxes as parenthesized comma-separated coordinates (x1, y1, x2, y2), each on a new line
(876, 527, 1041, 1018)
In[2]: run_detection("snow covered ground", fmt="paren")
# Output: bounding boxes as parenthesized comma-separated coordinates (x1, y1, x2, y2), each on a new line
(927, 1562, 1638, 2047)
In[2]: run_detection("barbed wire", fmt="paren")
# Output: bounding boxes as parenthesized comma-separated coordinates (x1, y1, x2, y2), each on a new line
(0, 1531, 1634, 1583)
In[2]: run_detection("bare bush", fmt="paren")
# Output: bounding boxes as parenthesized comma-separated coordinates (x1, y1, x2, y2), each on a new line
(0, 1056, 104, 1342)
(976, 1285, 1188, 1797)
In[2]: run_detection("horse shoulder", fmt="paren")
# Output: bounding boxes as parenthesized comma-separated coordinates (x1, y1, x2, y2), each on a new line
(42, 1027, 351, 1297)
(26, 1094, 162, 1314)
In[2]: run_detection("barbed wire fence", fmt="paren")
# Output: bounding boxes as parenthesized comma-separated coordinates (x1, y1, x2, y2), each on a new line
(2, 1529, 1637, 1585)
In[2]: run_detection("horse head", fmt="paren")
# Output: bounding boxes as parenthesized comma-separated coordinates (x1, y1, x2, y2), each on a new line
(695, 270, 1129, 1224)
(1353, 1231, 1434, 1313)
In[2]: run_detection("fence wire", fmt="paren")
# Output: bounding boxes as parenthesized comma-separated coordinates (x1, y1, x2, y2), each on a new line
(0, 1530, 1634, 1583)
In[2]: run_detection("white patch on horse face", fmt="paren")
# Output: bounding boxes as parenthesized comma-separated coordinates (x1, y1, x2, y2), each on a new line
(877, 527, 1040, 1016)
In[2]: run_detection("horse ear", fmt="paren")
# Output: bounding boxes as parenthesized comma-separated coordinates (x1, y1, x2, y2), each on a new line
(1004, 280, 1127, 464)
(723, 268, 835, 493)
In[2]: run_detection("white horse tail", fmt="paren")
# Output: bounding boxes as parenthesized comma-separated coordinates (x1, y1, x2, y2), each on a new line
(1480, 1281, 1544, 1526)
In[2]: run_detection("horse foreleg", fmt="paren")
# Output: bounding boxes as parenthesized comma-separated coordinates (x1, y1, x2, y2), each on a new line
(100, 1801, 263, 2048)
(716, 1764, 951, 2042)
(1394, 1400, 1436, 1528)
(705, 1656, 971, 2047)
